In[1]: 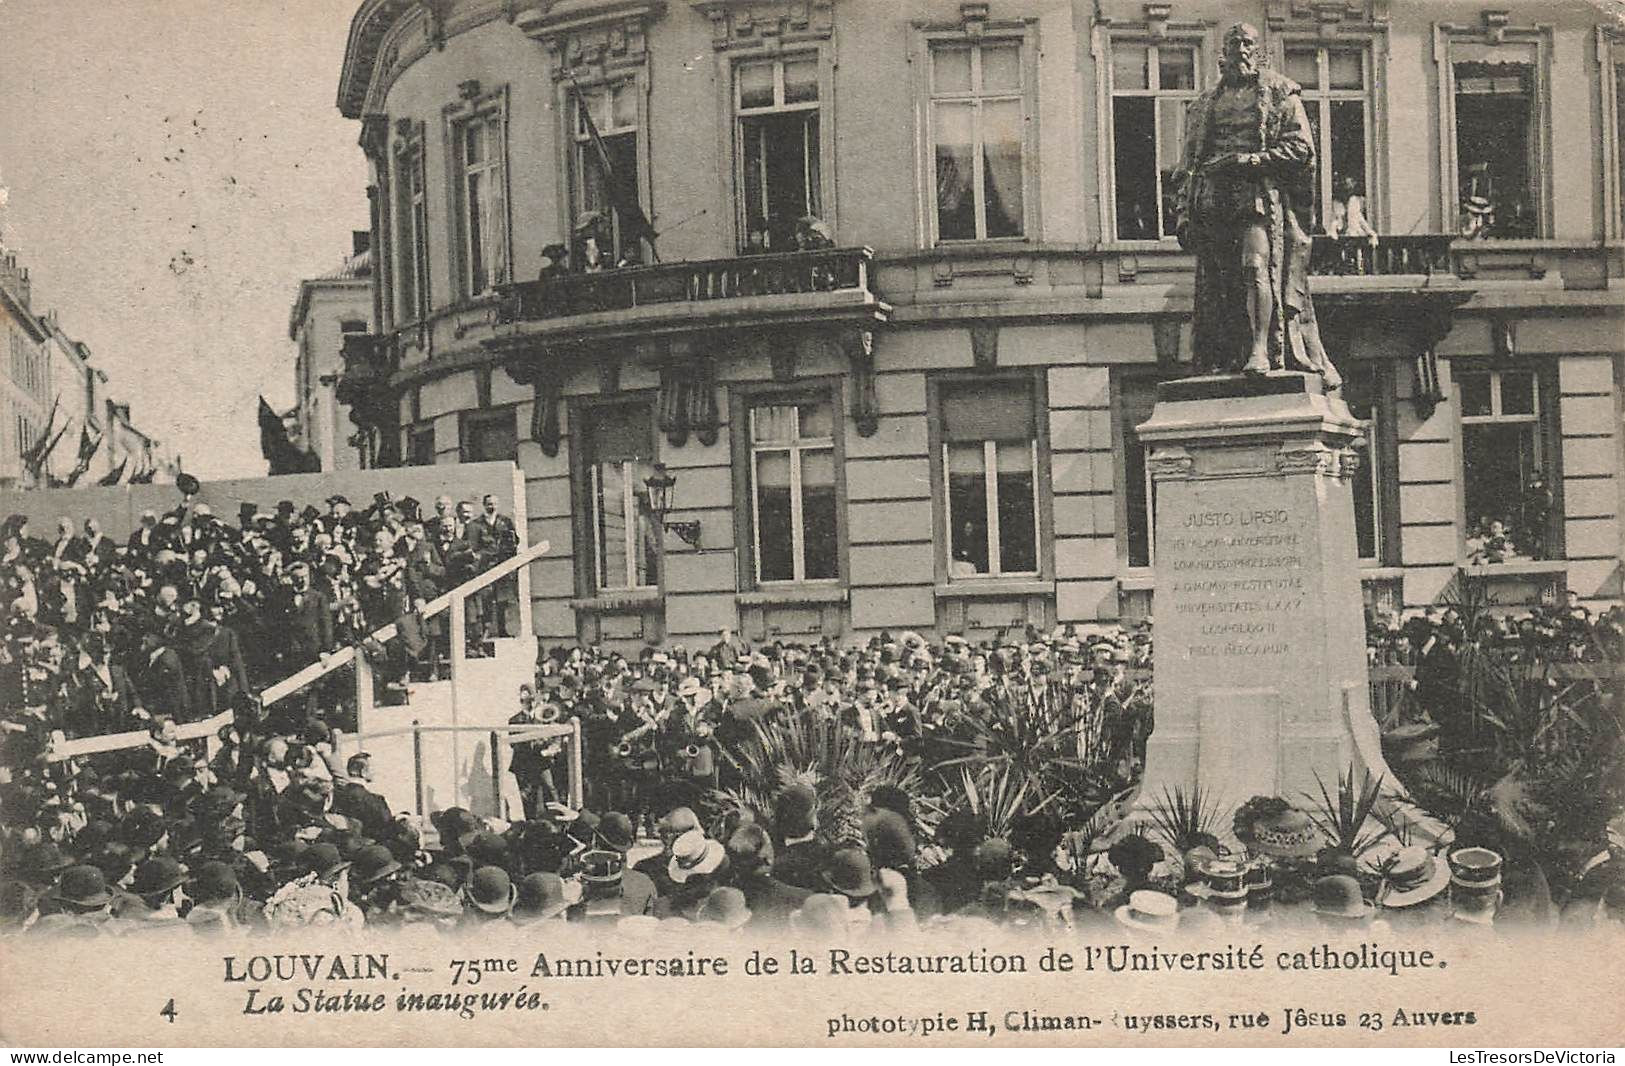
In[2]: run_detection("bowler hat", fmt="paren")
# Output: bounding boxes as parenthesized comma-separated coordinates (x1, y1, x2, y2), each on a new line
(467, 866, 516, 914)
(303, 843, 350, 879)
(698, 886, 752, 929)
(513, 872, 568, 922)
(52, 865, 113, 909)
(1311, 874, 1374, 919)
(325, 495, 350, 507)
(187, 860, 240, 903)
(821, 847, 876, 899)
(597, 811, 636, 852)
(350, 844, 402, 886)
(131, 856, 187, 898)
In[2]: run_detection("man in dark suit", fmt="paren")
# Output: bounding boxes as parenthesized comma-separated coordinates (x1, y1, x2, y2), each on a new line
(63, 632, 136, 737)
(466, 494, 519, 638)
(126, 510, 163, 557)
(770, 783, 828, 892)
(401, 519, 448, 678)
(332, 753, 394, 836)
(726, 824, 811, 929)
(133, 630, 190, 723)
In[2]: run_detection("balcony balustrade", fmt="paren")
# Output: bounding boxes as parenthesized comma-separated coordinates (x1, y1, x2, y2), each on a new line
(1309, 234, 1457, 277)
(496, 246, 878, 325)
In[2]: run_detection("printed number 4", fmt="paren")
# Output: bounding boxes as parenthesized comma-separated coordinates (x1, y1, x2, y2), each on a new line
(160, 999, 178, 1024)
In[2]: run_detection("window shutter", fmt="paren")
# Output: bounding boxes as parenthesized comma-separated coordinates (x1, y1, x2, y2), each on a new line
(941, 379, 1035, 442)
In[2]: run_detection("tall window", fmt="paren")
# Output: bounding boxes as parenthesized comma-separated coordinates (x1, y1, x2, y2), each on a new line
(585, 405, 659, 592)
(1453, 59, 1540, 237)
(1110, 40, 1198, 241)
(454, 112, 508, 297)
(1284, 45, 1373, 234)
(1458, 369, 1557, 561)
(1120, 376, 1160, 569)
(929, 40, 1026, 241)
(572, 83, 641, 261)
(750, 398, 837, 583)
(736, 56, 822, 253)
(940, 379, 1039, 577)
(394, 139, 430, 322)
(461, 408, 517, 464)
(1343, 364, 1383, 563)
(1613, 41, 1625, 234)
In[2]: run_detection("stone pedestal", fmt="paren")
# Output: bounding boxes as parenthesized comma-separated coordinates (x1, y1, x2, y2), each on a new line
(1135, 373, 1393, 808)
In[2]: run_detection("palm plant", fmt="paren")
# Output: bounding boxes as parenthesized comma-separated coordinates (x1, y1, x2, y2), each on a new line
(1301, 766, 1395, 858)
(713, 711, 924, 834)
(1145, 784, 1227, 855)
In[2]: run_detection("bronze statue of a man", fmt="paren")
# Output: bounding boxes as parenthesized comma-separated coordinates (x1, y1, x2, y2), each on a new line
(1175, 23, 1341, 388)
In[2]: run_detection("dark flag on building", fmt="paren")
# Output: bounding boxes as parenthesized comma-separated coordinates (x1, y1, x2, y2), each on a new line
(572, 78, 657, 261)
(98, 456, 129, 486)
(259, 396, 321, 475)
(64, 425, 103, 487)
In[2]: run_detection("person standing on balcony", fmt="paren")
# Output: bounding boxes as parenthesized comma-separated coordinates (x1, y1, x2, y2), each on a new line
(1173, 22, 1340, 389)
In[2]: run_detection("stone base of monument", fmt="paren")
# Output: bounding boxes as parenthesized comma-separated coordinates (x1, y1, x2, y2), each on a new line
(1133, 372, 1400, 813)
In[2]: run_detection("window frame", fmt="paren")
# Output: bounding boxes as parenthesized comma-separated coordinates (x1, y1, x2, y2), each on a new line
(913, 19, 1041, 248)
(444, 87, 511, 301)
(730, 378, 848, 592)
(927, 369, 1054, 586)
(1279, 41, 1379, 234)
(392, 123, 431, 325)
(571, 395, 662, 597)
(1341, 360, 1401, 567)
(405, 423, 436, 467)
(1100, 34, 1204, 244)
(1600, 27, 1625, 241)
(561, 76, 651, 265)
(1112, 367, 1165, 574)
(730, 51, 833, 254)
(1451, 362, 1565, 562)
(1431, 19, 1554, 238)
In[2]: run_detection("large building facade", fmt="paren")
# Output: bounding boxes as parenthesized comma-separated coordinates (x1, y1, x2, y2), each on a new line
(289, 233, 377, 473)
(334, 0, 1625, 646)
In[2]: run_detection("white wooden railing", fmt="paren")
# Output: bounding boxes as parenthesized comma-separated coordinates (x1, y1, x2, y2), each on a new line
(45, 539, 550, 763)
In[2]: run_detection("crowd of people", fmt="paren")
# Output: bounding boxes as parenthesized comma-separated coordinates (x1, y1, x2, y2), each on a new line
(0, 488, 520, 747)
(0, 484, 1619, 940)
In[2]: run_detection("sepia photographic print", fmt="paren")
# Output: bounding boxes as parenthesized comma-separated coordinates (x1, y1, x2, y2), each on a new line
(0, 0, 1622, 1051)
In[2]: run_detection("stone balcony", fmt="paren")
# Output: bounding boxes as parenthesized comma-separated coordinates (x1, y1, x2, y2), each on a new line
(484, 246, 890, 354)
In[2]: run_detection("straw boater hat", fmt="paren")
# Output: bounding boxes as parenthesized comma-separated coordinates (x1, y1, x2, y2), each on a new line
(1447, 847, 1504, 890)
(667, 830, 725, 885)
(1378, 846, 1452, 908)
(1114, 890, 1180, 933)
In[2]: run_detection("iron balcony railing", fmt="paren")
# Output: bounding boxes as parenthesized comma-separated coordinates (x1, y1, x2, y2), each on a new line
(497, 246, 875, 323)
(1309, 234, 1457, 277)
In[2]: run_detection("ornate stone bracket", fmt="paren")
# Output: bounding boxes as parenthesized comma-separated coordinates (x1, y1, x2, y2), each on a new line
(656, 360, 720, 448)
(969, 322, 999, 372)
(502, 348, 564, 457)
(518, 1, 665, 78)
(842, 328, 879, 437)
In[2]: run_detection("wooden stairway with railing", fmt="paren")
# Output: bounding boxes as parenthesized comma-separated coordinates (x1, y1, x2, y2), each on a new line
(48, 539, 580, 819)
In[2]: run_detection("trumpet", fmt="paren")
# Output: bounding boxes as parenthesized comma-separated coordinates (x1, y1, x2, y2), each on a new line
(680, 743, 703, 760)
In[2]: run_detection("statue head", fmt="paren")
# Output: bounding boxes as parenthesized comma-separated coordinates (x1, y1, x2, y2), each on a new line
(1219, 22, 1263, 83)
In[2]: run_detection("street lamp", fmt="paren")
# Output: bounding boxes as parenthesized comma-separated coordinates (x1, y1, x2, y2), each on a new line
(643, 462, 702, 549)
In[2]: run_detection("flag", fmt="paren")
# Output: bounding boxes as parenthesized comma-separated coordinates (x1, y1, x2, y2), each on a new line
(259, 396, 321, 475)
(572, 79, 657, 259)
(26, 415, 71, 484)
(19, 395, 61, 474)
(98, 456, 129, 486)
(64, 425, 103, 486)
